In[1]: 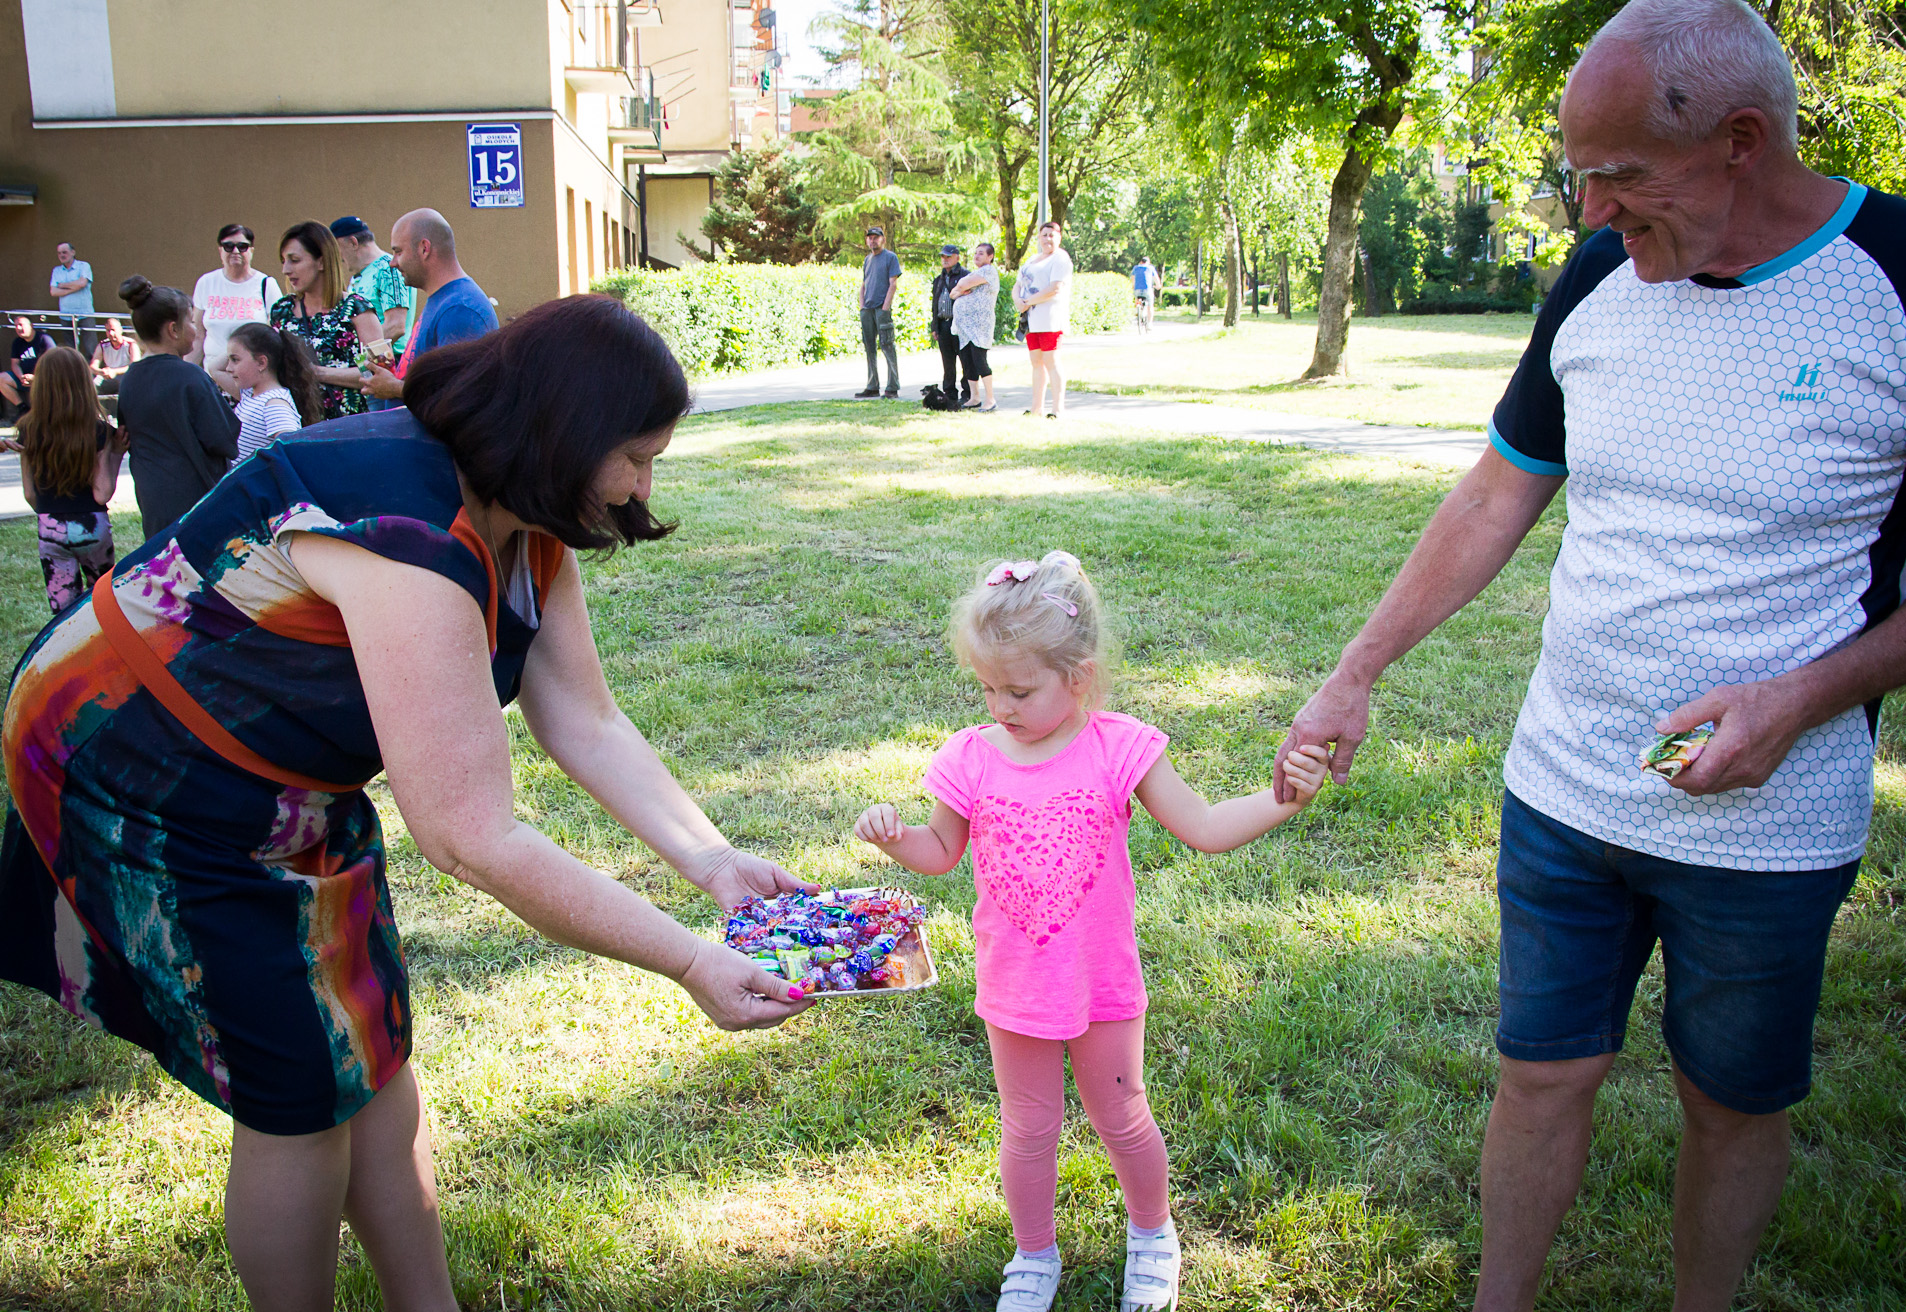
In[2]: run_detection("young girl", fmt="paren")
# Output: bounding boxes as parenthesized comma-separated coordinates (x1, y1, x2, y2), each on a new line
(10, 347, 124, 613)
(219, 322, 322, 461)
(854, 551, 1329, 1312)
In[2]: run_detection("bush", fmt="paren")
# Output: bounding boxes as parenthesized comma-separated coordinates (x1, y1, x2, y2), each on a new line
(1400, 287, 1532, 315)
(596, 265, 1135, 375)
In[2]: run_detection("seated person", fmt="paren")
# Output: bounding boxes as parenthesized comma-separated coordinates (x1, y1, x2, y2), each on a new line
(90, 317, 141, 396)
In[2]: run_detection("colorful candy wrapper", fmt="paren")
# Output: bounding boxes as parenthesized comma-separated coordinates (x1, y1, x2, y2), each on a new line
(1640, 725, 1714, 780)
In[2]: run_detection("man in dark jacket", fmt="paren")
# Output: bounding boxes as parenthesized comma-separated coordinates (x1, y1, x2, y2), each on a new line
(930, 244, 970, 405)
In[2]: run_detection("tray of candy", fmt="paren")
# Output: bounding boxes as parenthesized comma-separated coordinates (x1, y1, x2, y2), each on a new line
(726, 886, 938, 998)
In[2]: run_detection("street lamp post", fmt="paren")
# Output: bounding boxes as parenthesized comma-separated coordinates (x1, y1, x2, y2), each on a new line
(1037, 0, 1049, 225)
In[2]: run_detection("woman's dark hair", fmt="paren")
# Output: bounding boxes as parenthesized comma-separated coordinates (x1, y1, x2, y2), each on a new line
(217, 222, 255, 245)
(405, 295, 686, 551)
(18, 347, 101, 499)
(228, 322, 322, 426)
(118, 275, 192, 343)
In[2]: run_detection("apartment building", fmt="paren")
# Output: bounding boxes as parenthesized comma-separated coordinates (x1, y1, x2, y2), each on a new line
(0, 0, 777, 319)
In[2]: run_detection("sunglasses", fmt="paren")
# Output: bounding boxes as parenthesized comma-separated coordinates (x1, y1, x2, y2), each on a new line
(220, 241, 253, 252)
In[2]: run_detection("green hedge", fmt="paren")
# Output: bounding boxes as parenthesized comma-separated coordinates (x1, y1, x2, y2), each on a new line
(594, 264, 1131, 376)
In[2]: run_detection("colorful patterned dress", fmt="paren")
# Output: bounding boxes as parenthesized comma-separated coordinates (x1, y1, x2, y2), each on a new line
(270, 291, 375, 421)
(0, 410, 566, 1134)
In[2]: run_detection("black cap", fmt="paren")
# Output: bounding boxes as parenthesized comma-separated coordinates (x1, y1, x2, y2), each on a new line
(329, 215, 372, 240)
(940, 243, 961, 255)
(865, 225, 884, 237)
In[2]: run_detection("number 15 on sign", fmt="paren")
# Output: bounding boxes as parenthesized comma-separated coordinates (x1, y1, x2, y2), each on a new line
(468, 123, 524, 208)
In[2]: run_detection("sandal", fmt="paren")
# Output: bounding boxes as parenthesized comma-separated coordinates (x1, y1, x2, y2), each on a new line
(997, 1250, 1063, 1311)
(1119, 1222, 1180, 1311)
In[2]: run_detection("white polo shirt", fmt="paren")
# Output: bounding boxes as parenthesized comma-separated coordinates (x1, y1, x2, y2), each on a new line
(1491, 183, 1906, 871)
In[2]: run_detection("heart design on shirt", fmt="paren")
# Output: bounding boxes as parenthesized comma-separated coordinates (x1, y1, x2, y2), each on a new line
(970, 788, 1116, 946)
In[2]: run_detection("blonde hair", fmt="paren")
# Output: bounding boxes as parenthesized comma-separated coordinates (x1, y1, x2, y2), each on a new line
(949, 550, 1111, 707)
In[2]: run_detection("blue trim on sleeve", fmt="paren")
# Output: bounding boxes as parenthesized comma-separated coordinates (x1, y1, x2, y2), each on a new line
(1737, 180, 1866, 285)
(1489, 422, 1568, 476)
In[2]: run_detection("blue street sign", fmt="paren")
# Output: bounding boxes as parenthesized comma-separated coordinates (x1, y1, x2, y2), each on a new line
(467, 122, 524, 209)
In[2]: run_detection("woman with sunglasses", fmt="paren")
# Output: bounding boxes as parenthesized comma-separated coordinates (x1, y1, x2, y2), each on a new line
(191, 224, 282, 386)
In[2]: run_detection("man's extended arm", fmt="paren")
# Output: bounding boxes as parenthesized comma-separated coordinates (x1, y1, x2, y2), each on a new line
(1271, 448, 1565, 801)
(881, 271, 899, 312)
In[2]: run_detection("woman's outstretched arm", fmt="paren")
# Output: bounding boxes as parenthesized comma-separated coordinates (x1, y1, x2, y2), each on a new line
(514, 547, 815, 909)
(291, 533, 809, 1029)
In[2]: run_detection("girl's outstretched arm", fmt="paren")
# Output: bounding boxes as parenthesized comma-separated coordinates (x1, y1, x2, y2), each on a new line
(1134, 746, 1328, 854)
(854, 800, 971, 877)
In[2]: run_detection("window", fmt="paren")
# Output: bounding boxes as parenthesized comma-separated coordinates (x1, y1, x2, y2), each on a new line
(566, 188, 579, 295)
(585, 199, 596, 283)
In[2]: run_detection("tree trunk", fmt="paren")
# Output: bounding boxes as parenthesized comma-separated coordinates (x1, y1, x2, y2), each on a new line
(1252, 245, 1260, 317)
(1278, 251, 1291, 319)
(1193, 238, 1203, 318)
(1221, 194, 1241, 328)
(1305, 105, 1401, 379)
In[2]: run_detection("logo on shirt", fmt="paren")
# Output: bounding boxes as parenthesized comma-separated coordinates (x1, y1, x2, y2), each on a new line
(1778, 363, 1825, 402)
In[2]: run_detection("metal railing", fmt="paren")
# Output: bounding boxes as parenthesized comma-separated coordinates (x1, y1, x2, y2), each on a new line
(4, 311, 122, 349)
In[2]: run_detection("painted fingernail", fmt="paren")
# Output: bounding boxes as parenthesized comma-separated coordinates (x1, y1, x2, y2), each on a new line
(787, 987, 805, 1000)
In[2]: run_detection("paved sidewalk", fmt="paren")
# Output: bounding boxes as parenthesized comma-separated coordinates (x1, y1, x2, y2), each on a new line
(691, 321, 1485, 471)
(0, 321, 1485, 522)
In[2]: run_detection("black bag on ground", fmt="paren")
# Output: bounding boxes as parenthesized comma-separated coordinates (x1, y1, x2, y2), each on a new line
(920, 384, 961, 411)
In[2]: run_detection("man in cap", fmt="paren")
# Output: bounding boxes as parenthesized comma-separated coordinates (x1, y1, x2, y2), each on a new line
(854, 226, 901, 399)
(332, 218, 413, 406)
(930, 243, 971, 407)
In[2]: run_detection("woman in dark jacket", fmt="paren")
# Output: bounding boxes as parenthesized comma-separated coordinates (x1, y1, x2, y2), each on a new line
(113, 275, 240, 539)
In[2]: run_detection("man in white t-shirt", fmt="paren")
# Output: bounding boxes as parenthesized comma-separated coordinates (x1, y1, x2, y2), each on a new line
(1013, 219, 1072, 418)
(1273, 1, 1906, 1307)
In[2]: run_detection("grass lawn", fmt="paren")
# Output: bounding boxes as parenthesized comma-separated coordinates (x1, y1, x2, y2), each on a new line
(1066, 312, 1536, 432)
(2, 404, 1903, 1310)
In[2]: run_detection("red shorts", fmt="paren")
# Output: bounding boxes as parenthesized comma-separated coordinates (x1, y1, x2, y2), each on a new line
(1025, 331, 1064, 352)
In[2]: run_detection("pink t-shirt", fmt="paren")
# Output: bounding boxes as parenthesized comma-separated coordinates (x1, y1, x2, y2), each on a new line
(924, 710, 1168, 1040)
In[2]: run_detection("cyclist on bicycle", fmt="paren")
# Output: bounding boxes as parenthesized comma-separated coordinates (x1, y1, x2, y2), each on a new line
(1131, 256, 1158, 332)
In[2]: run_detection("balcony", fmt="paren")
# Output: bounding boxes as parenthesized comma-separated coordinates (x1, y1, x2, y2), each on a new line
(565, 0, 636, 95)
(609, 70, 666, 152)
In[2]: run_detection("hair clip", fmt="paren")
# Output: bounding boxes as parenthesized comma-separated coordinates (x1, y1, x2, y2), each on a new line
(986, 560, 1040, 587)
(1041, 592, 1078, 616)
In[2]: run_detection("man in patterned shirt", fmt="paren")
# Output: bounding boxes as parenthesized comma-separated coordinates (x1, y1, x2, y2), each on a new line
(1273, 0, 1905, 1307)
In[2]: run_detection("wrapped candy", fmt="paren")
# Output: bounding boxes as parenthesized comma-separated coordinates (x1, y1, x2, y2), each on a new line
(723, 887, 928, 993)
(1640, 725, 1714, 780)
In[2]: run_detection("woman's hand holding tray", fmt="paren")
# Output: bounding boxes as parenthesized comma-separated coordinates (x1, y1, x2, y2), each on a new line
(725, 886, 939, 998)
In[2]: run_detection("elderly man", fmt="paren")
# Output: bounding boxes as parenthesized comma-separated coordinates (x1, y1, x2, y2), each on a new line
(331, 215, 413, 353)
(1272, 1, 1905, 1308)
(50, 242, 95, 352)
(359, 208, 496, 405)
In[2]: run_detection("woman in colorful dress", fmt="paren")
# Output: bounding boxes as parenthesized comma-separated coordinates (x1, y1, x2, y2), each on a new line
(0, 296, 810, 1309)
(268, 220, 384, 421)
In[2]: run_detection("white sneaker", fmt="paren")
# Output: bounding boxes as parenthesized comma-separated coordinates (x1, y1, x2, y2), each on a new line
(1119, 1221, 1180, 1310)
(997, 1249, 1063, 1311)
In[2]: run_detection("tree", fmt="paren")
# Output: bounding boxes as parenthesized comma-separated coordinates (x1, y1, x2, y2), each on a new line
(1473, 0, 1906, 210)
(943, 0, 1156, 265)
(1133, 176, 1197, 275)
(697, 147, 841, 264)
(1129, 0, 1450, 376)
(803, 0, 982, 255)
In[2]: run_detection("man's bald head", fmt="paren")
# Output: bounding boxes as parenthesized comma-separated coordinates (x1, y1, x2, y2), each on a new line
(389, 208, 460, 291)
(393, 208, 456, 259)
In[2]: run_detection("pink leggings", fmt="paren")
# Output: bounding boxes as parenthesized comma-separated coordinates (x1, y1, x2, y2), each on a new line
(987, 1017, 1171, 1252)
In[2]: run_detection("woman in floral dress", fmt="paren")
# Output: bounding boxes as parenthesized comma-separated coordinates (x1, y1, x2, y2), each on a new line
(269, 220, 384, 420)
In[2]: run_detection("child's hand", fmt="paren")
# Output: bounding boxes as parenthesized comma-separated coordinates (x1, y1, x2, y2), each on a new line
(1280, 744, 1330, 804)
(854, 803, 905, 845)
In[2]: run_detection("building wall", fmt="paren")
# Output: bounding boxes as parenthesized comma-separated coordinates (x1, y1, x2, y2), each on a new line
(22, 0, 552, 120)
(642, 175, 715, 269)
(552, 120, 641, 294)
(637, 0, 735, 152)
(0, 116, 563, 318)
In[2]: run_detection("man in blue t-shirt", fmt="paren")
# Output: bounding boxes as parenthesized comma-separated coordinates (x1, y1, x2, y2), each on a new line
(1131, 256, 1157, 330)
(361, 208, 498, 407)
(1273, 0, 1906, 1307)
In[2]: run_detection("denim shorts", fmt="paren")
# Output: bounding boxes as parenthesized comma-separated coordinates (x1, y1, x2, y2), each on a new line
(1496, 789, 1859, 1114)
